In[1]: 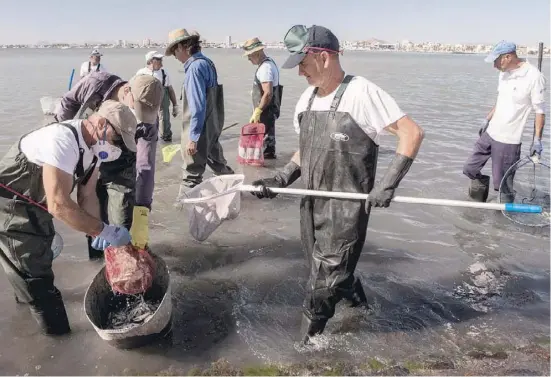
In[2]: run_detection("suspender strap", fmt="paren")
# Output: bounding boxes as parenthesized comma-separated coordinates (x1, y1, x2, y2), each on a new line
(306, 75, 354, 112)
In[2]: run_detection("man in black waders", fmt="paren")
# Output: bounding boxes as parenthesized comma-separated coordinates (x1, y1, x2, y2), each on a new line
(165, 28, 234, 191)
(55, 72, 163, 257)
(242, 37, 283, 159)
(0, 101, 136, 335)
(251, 25, 424, 344)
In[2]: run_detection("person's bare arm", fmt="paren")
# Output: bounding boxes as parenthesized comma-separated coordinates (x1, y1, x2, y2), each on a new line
(168, 85, 178, 107)
(291, 151, 300, 166)
(534, 114, 545, 139)
(76, 167, 101, 220)
(43, 164, 103, 236)
(384, 115, 424, 158)
(258, 82, 274, 110)
(486, 105, 496, 121)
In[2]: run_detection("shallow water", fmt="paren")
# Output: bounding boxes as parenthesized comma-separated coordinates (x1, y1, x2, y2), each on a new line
(0, 48, 549, 375)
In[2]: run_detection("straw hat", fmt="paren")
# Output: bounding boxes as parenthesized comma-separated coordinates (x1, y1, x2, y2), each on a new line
(242, 37, 265, 57)
(165, 28, 199, 56)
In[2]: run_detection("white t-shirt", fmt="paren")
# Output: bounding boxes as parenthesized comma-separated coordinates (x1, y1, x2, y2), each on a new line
(487, 60, 547, 144)
(80, 61, 107, 77)
(136, 67, 171, 87)
(256, 59, 279, 86)
(20, 120, 98, 176)
(293, 75, 406, 145)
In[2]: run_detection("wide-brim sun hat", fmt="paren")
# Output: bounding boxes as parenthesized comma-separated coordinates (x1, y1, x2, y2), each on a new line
(165, 28, 199, 56)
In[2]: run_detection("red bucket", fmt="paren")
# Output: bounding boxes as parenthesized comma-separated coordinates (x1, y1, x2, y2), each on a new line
(237, 123, 265, 167)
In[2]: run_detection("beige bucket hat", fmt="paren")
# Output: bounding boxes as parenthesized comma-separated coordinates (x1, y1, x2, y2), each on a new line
(242, 37, 265, 57)
(165, 28, 200, 56)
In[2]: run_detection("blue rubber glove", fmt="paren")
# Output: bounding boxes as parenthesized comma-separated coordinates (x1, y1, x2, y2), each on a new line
(530, 138, 543, 157)
(91, 223, 132, 251)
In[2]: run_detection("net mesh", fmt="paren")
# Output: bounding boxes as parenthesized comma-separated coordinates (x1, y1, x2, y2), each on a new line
(499, 156, 550, 227)
(40, 96, 61, 115)
(175, 174, 244, 241)
(105, 244, 156, 295)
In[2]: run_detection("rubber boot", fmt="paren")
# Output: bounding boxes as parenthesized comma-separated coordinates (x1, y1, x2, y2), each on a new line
(468, 175, 490, 202)
(29, 285, 71, 336)
(342, 278, 368, 308)
(300, 313, 327, 345)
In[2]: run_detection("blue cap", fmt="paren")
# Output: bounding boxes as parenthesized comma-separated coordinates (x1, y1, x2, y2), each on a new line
(484, 41, 517, 63)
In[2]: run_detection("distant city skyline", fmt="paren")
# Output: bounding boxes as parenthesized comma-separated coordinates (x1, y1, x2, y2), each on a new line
(1, 0, 549, 46)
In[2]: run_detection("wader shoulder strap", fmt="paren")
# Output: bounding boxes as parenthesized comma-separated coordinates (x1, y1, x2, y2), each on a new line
(188, 56, 219, 84)
(161, 69, 166, 86)
(305, 75, 354, 112)
(58, 123, 97, 188)
(253, 57, 275, 82)
(330, 75, 354, 112)
(306, 88, 318, 111)
(88, 62, 100, 73)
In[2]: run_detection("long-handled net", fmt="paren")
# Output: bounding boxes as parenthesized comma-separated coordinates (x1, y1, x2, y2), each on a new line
(499, 155, 550, 227)
(175, 174, 544, 242)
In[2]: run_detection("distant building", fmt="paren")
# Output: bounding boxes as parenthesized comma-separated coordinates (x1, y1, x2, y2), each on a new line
(226, 36, 232, 48)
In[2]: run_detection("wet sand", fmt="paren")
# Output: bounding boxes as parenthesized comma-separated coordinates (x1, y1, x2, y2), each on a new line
(0, 49, 549, 375)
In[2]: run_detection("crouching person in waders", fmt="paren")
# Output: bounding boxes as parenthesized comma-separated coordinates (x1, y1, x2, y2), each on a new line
(0, 101, 136, 335)
(251, 25, 424, 344)
(55, 72, 163, 256)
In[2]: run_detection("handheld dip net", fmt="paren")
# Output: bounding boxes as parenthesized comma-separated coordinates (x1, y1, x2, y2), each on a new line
(175, 174, 544, 242)
(499, 155, 550, 227)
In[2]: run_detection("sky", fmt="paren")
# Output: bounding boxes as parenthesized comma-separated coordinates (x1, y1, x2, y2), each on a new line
(1, 0, 549, 46)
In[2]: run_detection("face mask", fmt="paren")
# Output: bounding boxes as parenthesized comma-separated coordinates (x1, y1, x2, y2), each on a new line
(91, 126, 122, 162)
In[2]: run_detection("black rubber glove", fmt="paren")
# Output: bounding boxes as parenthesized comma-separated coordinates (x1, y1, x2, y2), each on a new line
(251, 161, 301, 199)
(368, 153, 414, 208)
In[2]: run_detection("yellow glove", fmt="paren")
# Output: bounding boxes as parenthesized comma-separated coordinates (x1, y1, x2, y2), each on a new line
(249, 107, 263, 123)
(129, 206, 149, 249)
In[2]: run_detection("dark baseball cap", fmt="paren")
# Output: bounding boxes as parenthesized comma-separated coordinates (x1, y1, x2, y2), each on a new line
(281, 25, 340, 69)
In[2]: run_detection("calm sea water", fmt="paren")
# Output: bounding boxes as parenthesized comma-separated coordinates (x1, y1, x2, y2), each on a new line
(0, 48, 548, 375)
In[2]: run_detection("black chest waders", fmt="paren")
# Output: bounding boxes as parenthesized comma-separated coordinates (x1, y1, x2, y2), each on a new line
(0, 122, 96, 335)
(297, 76, 378, 342)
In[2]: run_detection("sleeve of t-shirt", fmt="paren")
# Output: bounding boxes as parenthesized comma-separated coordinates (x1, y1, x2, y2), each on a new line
(363, 83, 406, 135)
(79, 62, 87, 77)
(40, 127, 80, 175)
(256, 63, 274, 83)
(293, 87, 314, 134)
(531, 73, 547, 113)
(164, 71, 171, 87)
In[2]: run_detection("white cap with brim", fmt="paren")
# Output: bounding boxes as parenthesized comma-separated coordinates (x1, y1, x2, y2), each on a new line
(146, 51, 164, 63)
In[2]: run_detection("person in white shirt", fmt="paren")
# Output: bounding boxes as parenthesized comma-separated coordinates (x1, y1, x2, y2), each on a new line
(463, 41, 547, 202)
(136, 51, 178, 142)
(80, 49, 107, 78)
(242, 37, 283, 159)
(250, 25, 424, 344)
(0, 100, 136, 336)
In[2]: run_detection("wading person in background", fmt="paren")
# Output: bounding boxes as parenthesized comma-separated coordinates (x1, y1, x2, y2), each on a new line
(242, 37, 283, 159)
(0, 101, 135, 335)
(136, 51, 179, 142)
(165, 28, 234, 191)
(80, 49, 107, 78)
(463, 41, 546, 202)
(55, 73, 163, 257)
(251, 25, 424, 344)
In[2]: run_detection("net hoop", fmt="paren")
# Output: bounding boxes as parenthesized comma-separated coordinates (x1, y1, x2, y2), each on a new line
(499, 155, 550, 227)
